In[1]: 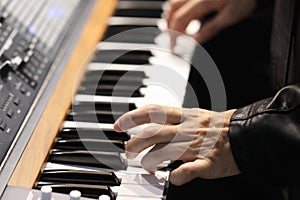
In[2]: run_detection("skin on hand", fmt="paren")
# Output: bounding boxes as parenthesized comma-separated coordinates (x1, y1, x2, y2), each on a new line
(114, 104, 241, 186)
(167, 0, 257, 49)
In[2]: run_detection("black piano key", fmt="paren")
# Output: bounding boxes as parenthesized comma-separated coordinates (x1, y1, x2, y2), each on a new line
(84, 74, 144, 83)
(114, 8, 163, 18)
(58, 128, 131, 141)
(40, 170, 121, 186)
(72, 101, 137, 112)
(103, 25, 158, 40)
(82, 71, 146, 87)
(72, 101, 136, 112)
(35, 183, 117, 200)
(49, 150, 128, 170)
(92, 50, 153, 65)
(96, 84, 145, 92)
(86, 70, 147, 77)
(83, 70, 147, 86)
(97, 88, 143, 97)
(54, 139, 125, 152)
(104, 27, 160, 43)
(84, 70, 147, 82)
(78, 84, 144, 97)
(67, 110, 123, 124)
(82, 78, 145, 88)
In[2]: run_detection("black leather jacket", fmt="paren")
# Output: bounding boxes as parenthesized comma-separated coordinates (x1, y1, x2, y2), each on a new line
(228, 0, 300, 199)
(229, 84, 300, 199)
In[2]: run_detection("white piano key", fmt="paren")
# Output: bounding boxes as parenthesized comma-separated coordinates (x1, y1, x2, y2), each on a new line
(114, 172, 167, 187)
(97, 42, 157, 52)
(111, 184, 163, 198)
(74, 94, 143, 105)
(63, 121, 114, 130)
(122, 150, 170, 170)
(88, 63, 149, 72)
(75, 89, 181, 108)
(108, 17, 159, 26)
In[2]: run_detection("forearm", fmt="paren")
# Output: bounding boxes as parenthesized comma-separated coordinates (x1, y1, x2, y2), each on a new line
(229, 83, 300, 185)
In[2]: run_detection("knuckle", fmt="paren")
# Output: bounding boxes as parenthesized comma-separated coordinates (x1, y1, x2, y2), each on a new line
(125, 140, 135, 152)
(172, 12, 181, 22)
(180, 165, 197, 178)
(171, 13, 186, 29)
(144, 104, 161, 114)
(171, 165, 195, 186)
(143, 126, 159, 138)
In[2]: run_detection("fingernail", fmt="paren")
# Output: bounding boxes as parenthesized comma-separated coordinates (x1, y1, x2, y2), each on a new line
(125, 151, 137, 160)
(113, 120, 122, 132)
(148, 170, 155, 175)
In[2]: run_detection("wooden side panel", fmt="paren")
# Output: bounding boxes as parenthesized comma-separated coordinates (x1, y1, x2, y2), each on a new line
(8, 0, 118, 188)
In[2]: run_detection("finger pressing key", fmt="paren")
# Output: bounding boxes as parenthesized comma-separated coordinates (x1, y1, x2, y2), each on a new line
(114, 105, 182, 132)
(125, 125, 178, 159)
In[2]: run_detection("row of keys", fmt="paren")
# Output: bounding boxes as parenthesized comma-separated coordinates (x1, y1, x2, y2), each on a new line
(35, 1, 173, 200)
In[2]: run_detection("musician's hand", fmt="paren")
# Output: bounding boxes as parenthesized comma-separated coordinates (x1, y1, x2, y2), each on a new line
(167, 0, 257, 49)
(114, 105, 241, 186)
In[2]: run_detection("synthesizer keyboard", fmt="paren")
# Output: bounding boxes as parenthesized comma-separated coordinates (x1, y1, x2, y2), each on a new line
(33, 0, 197, 200)
(0, 0, 198, 199)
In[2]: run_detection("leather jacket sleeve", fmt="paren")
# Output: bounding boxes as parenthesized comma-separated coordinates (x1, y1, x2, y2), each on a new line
(256, 0, 275, 11)
(228, 83, 300, 185)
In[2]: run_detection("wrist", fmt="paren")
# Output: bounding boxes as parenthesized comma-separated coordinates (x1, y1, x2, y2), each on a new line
(222, 109, 237, 135)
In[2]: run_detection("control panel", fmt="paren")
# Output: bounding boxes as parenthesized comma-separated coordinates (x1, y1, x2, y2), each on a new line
(0, 0, 88, 170)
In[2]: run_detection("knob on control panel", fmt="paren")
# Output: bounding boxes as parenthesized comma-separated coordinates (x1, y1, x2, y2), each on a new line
(40, 185, 52, 200)
(69, 190, 81, 200)
(99, 195, 111, 200)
